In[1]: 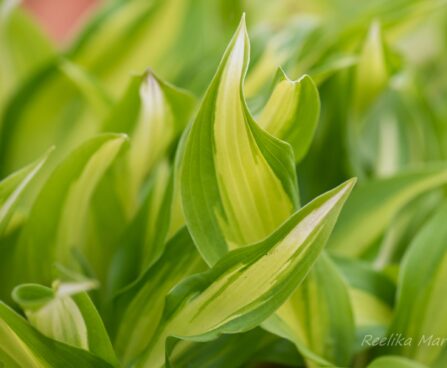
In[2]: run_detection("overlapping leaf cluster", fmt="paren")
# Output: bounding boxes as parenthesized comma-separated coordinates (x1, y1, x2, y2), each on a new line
(1, 0, 447, 367)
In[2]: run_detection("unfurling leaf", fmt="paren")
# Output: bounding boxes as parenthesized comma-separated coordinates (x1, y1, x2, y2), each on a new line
(258, 70, 320, 163)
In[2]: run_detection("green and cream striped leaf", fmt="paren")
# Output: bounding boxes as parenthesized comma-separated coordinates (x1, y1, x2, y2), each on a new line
(14, 134, 127, 285)
(329, 166, 447, 258)
(388, 203, 447, 366)
(0, 302, 113, 368)
(180, 16, 299, 265)
(103, 71, 195, 214)
(135, 179, 355, 367)
(12, 280, 117, 365)
(263, 253, 355, 367)
(258, 70, 320, 163)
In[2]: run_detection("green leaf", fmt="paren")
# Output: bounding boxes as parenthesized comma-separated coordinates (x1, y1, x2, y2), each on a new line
(258, 70, 320, 163)
(367, 356, 428, 368)
(263, 253, 355, 367)
(12, 281, 117, 365)
(69, 0, 188, 92)
(110, 228, 207, 365)
(352, 21, 389, 116)
(0, 149, 51, 235)
(329, 166, 447, 257)
(103, 70, 195, 214)
(14, 134, 127, 285)
(68, 0, 241, 95)
(180, 16, 299, 266)
(168, 328, 300, 368)
(388, 203, 447, 366)
(0, 302, 113, 368)
(135, 178, 355, 367)
(0, 61, 112, 176)
(333, 256, 395, 350)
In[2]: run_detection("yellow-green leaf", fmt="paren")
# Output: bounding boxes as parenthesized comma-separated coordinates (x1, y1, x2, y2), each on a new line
(136, 178, 355, 367)
(180, 16, 299, 265)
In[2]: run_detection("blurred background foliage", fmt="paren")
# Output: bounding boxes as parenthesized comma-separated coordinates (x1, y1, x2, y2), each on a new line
(1, 0, 447, 367)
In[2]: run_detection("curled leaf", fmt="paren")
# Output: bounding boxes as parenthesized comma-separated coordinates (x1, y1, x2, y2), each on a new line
(180, 16, 299, 265)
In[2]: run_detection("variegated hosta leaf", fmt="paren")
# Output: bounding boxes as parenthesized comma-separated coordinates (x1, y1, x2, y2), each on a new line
(110, 228, 207, 365)
(135, 179, 355, 367)
(329, 166, 447, 257)
(333, 256, 395, 349)
(14, 134, 127, 285)
(180, 16, 299, 265)
(367, 356, 428, 368)
(258, 69, 320, 163)
(103, 71, 195, 213)
(0, 149, 51, 235)
(388, 203, 447, 366)
(12, 280, 117, 365)
(0, 302, 112, 368)
(263, 253, 355, 367)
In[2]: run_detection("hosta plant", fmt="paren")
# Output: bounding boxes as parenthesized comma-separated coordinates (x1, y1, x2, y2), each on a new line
(1, 0, 447, 367)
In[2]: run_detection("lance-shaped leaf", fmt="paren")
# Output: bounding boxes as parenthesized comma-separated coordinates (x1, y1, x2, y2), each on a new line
(12, 280, 117, 365)
(0, 149, 51, 235)
(110, 228, 207, 365)
(367, 356, 428, 368)
(333, 256, 395, 349)
(329, 166, 447, 257)
(388, 203, 447, 366)
(258, 70, 320, 163)
(14, 134, 127, 285)
(0, 302, 112, 368)
(103, 71, 195, 212)
(180, 16, 299, 265)
(263, 253, 355, 367)
(135, 179, 355, 367)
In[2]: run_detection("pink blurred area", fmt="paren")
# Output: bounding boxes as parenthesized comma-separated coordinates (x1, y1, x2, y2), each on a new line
(22, 0, 101, 43)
